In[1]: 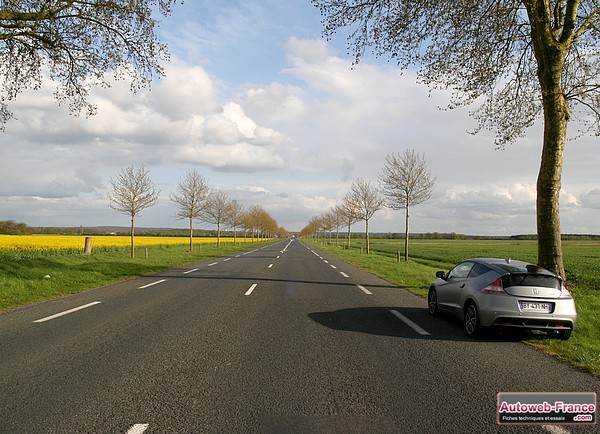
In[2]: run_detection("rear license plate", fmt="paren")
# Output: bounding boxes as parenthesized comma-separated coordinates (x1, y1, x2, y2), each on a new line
(519, 301, 551, 313)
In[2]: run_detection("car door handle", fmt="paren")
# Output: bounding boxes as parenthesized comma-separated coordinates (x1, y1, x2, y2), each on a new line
(460, 284, 466, 288)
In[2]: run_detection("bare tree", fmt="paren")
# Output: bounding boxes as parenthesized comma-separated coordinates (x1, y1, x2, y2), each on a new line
(348, 178, 385, 254)
(242, 206, 262, 242)
(313, 0, 600, 279)
(107, 165, 160, 258)
(254, 207, 278, 239)
(379, 149, 436, 261)
(0, 0, 180, 130)
(338, 191, 360, 249)
(200, 189, 233, 247)
(331, 205, 345, 246)
(244, 205, 278, 240)
(300, 215, 324, 240)
(227, 200, 245, 245)
(170, 169, 209, 252)
(320, 210, 336, 245)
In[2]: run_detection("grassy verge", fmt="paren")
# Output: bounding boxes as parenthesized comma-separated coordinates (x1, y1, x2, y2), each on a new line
(0, 241, 274, 312)
(307, 239, 600, 377)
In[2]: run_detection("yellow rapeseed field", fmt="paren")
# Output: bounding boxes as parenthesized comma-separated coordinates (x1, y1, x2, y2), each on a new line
(0, 235, 230, 251)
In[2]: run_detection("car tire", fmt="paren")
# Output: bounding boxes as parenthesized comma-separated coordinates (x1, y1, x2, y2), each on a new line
(557, 329, 572, 340)
(464, 301, 481, 338)
(428, 288, 438, 316)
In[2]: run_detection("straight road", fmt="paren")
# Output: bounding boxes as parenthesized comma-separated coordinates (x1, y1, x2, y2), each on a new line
(0, 239, 598, 433)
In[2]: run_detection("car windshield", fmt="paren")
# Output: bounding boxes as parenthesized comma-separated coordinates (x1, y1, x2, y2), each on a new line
(504, 273, 561, 289)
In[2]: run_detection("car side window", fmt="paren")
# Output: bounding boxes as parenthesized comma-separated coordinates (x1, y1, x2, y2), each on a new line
(469, 263, 491, 278)
(448, 262, 474, 279)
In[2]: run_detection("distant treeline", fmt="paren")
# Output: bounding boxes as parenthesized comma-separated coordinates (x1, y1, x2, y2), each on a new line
(0, 220, 35, 235)
(2, 221, 599, 240)
(336, 232, 600, 241)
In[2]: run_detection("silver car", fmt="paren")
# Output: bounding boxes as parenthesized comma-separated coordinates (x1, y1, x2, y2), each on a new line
(428, 258, 577, 340)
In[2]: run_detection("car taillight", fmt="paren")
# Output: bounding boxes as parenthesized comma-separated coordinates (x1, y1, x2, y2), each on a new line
(559, 283, 573, 298)
(481, 278, 505, 294)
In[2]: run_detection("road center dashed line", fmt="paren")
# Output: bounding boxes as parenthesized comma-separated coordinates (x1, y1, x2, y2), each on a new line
(268, 264, 274, 268)
(33, 301, 102, 323)
(339, 272, 349, 278)
(138, 279, 167, 289)
(389, 310, 431, 336)
(183, 268, 198, 274)
(207, 262, 218, 267)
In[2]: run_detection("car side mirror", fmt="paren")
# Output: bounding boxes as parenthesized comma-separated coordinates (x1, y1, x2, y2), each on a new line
(436, 271, 446, 279)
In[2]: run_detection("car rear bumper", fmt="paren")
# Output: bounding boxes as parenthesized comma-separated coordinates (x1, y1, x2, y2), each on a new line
(475, 295, 577, 331)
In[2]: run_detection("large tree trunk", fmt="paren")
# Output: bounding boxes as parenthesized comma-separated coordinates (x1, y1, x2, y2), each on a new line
(537, 83, 567, 279)
(527, 2, 569, 279)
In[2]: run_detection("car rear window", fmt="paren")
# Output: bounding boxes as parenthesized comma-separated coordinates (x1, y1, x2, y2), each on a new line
(503, 274, 561, 289)
(494, 264, 528, 273)
(469, 263, 491, 278)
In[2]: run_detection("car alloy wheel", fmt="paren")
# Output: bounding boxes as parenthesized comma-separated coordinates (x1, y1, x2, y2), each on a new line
(464, 302, 480, 338)
(428, 289, 438, 316)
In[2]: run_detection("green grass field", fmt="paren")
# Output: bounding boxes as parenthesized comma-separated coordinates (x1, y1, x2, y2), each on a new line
(0, 241, 273, 311)
(307, 237, 600, 377)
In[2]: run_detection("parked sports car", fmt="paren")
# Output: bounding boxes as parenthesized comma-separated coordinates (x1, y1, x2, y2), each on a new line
(428, 258, 577, 340)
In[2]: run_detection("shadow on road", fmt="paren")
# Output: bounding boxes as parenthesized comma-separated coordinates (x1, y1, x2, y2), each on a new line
(308, 306, 526, 343)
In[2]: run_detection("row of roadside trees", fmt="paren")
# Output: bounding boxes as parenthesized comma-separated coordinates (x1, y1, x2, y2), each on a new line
(108, 165, 286, 258)
(300, 149, 435, 261)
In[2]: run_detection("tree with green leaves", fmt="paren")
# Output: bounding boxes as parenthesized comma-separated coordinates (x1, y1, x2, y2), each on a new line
(379, 149, 435, 261)
(0, 0, 179, 130)
(170, 169, 210, 252)
(108, 165, 160, 258)
(313, 0, 600, 279)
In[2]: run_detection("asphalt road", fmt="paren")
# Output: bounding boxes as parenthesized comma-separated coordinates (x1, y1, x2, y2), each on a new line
(0, 239, 598, 433)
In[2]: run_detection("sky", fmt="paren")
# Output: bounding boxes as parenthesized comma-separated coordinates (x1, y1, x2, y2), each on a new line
(0, 0, 598, 235)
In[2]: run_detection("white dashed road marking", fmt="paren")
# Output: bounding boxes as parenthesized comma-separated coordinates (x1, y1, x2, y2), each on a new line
(138, 279, 167, 289)
(542, 425, 571, 434)
(357, 285, 372, 295)
(389, 310, 431, 336)
(33, 302, 102, 323)
(245, 284, 258, 296)
(126, 424, 149, 434)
